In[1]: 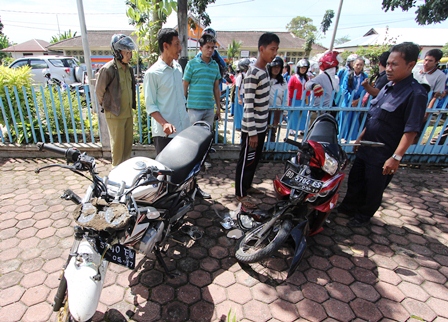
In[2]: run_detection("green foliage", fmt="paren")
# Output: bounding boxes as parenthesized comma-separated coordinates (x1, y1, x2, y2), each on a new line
(1, 56, 14, 66)
(320, 10, 334, 35)
(1, 65, 97, 143)
(227, 40, 242, 64)
(188, 0, 216, 27)
(0, 33, 11, 62)
(126, 0, 176, 65)
(226, 309, 238, 322)
(303, 35, 316, 58)
(335, 35, 351, 45)
(382, 0, 448, 24)
(286, 16, 317, 40)
(50, 30, 78, 44)
(442, 42, 448, 57)
(33, 87, 96, 143)
(134, 84, 151, 144)
(0, 65, 33, 127)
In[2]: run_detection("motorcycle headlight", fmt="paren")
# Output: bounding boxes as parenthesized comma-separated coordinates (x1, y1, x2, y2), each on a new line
(322, 153, 338, 175)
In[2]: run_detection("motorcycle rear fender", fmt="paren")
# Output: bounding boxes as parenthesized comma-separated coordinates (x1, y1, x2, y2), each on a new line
(64, 239, 108, 322)
(287, 221, 308, 278)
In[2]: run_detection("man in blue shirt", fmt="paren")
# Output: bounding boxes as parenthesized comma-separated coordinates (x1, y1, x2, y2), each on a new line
(338, 42, 428, 227)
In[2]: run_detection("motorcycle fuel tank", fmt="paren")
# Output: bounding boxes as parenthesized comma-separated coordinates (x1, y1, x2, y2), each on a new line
(107, 157, 167, 203)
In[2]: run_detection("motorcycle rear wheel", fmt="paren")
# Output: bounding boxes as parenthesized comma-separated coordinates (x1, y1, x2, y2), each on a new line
(235, 219, 293, 263)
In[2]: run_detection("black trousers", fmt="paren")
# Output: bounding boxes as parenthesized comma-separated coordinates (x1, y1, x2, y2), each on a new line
(235, 131, 266, 197)
(339, 157, 393, 222)
(153, 136, 172, 155)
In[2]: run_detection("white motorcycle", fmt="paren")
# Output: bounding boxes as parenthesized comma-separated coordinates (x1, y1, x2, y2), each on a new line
(36, 122, 213, 322)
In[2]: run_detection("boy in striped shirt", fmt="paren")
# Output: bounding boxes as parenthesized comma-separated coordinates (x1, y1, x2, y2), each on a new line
(183, 34, 222, 127)
(235, 32, 280, 209)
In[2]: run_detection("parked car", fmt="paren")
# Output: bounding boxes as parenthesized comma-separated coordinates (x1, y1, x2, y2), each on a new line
(9, 56, 86, 85)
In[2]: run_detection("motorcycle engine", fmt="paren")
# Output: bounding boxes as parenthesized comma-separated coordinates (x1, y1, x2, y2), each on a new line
(138, 221, 164, 257)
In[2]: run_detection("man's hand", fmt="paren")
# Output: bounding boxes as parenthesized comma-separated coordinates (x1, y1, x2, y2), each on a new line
(313, 84, 324, 97)
(249, 135, 258, 149)
(382, 157, 399, 175)
(215, 110, 221, 122)
(351, 99, 359, 107)
(162, 123, 176, 136)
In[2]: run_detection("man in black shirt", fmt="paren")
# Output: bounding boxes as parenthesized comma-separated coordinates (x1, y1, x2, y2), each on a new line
(338, 42, 428, 227)
(361, 51, 390, 99)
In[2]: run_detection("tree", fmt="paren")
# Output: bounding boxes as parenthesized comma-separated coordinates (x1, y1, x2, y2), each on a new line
(303, 35, 315, 58)
(335, 35, 351, 45)
(126, 0, 177, 65)
(442, 42, 448, 57)
(188, 0, 217, 28)
(0, 17, 11, 64)
(320, 10, 334, 35)
(286, 16, 317, 40)
(50, 30, 78, 44)
(382, 0, 448, 24)
(126, 0, 216, 65)
(227, 39, 242, 65)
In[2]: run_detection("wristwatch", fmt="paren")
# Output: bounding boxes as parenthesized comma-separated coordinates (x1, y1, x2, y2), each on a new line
(392, 154, 402, 161)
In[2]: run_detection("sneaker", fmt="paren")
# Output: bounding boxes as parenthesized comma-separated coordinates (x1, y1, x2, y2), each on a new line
(347, 218, 370, 227)
(247, 187, 263, 195)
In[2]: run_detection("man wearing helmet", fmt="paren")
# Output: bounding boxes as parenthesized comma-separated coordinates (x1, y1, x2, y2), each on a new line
(96, 34, 137, 166)
(304, 51, 341, 108)
(235, 32, 280, 209)
(337, 53, 358, 84)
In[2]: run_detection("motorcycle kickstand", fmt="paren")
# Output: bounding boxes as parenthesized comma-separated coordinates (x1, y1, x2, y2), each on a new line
(154, 245, 179, 279)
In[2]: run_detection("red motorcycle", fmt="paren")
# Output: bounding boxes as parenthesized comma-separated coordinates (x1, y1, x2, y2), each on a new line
(235, 114, 348, 277)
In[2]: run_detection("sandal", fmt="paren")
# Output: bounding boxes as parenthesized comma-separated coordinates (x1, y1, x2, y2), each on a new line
(236, 196, 258, 210)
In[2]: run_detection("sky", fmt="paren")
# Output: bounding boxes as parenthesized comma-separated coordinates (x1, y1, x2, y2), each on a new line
(1, 0, 448, 48)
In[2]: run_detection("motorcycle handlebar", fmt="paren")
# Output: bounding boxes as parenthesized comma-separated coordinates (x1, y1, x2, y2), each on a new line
(37, 142, 81, 163)
(284, 138, 302, 149)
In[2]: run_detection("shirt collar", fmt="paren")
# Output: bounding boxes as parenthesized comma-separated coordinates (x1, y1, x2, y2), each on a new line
(386, 73, 414, 91)
(158, 57, 178, 71)
(116, 59, 127, 70)
(420, 65, 439, 75)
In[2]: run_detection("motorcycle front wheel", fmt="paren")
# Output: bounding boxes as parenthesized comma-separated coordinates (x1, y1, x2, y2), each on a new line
(235, 219, 293, 263)
(55, 297, 92, 322)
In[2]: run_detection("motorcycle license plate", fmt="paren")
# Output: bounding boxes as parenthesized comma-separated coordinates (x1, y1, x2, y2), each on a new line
(280, 169, 323, 193)
(95, 239, 136, 269)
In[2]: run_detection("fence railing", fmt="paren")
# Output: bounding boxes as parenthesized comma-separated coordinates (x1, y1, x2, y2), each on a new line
(1, 84, 447, 164)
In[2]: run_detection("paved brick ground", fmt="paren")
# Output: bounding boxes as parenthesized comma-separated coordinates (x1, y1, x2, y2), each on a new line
(0, 157, 448, 322)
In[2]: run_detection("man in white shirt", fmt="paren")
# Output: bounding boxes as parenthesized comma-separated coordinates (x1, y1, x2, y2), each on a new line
(413, 49, 446, 98)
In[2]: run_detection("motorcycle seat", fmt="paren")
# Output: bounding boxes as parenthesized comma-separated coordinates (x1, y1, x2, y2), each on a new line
(306, 114, 338, 144)
(156, 124, 213, 184)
